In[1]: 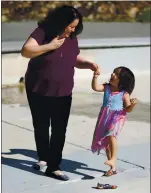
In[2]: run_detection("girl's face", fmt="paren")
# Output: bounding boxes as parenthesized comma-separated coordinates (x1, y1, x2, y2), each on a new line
(63, 19, 79, 38)
(109, 68, 121, 87)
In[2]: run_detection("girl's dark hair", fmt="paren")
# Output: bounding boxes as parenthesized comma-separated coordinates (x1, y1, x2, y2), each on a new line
(115, 66, 135, 95)
(38, 5, 83, 42)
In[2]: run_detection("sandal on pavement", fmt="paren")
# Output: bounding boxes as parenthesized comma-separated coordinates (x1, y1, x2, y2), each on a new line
(97, 183, 117, 189)
(103, 169, 118, 177)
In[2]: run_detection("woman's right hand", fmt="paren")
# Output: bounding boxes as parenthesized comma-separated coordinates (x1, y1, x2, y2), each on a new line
(48, 36, 65, 50)
(21, 36, 65, 59)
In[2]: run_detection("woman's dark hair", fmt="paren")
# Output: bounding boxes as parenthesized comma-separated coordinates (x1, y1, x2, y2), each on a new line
(38, 5, 83, 42)
(115, 66, 135, 95)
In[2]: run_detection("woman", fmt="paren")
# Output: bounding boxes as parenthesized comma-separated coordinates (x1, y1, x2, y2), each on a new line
(21, 5, 100, 181)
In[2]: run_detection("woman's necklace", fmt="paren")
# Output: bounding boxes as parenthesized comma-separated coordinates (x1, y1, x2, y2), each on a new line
(59, 35, 66, 58)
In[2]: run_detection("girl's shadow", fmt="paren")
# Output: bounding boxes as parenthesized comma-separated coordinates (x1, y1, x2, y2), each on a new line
(2, 148, 106, 180)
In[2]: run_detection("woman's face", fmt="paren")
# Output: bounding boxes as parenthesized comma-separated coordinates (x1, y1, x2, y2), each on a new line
(63, 19, 79, 38)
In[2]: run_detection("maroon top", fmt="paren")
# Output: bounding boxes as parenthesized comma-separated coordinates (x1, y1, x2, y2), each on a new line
(25, 27, 80, 97)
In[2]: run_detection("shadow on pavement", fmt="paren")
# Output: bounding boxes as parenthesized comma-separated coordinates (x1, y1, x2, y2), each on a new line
(1, 149, 43, 176)
(2, 148, 106, 180)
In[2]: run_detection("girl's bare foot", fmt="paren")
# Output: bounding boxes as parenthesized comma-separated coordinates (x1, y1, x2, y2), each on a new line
(104, 159, 116, 169)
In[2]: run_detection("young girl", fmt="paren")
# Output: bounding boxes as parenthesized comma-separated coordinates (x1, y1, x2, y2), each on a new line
(91, 66, 137, 177)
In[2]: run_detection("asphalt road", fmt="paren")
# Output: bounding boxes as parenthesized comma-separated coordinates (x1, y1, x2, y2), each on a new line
(2, 22, 150, 41)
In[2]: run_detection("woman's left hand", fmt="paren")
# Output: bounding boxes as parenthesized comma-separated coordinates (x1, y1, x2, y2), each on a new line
(75, 56, 100, 74)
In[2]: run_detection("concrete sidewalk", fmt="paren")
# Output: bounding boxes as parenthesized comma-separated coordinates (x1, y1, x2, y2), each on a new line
(2, 103, 150, 193)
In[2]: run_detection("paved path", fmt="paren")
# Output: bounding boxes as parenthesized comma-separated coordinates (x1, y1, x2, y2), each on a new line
(2, 103, 150, 193)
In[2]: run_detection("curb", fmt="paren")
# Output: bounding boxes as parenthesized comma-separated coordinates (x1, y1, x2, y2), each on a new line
(2, 37, 150, 54)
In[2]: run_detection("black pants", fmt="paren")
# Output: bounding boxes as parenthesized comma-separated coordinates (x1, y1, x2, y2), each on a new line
(26, 90, 72, 172)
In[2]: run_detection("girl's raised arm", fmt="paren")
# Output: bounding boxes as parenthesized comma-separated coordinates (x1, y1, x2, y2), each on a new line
(92, 74, 105, 92)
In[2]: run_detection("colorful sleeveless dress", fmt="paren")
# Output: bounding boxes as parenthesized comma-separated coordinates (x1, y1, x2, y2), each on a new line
(91, 84, 126, 154)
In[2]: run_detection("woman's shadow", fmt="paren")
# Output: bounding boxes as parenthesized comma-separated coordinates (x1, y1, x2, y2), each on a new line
(2, 148, 106, 180)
